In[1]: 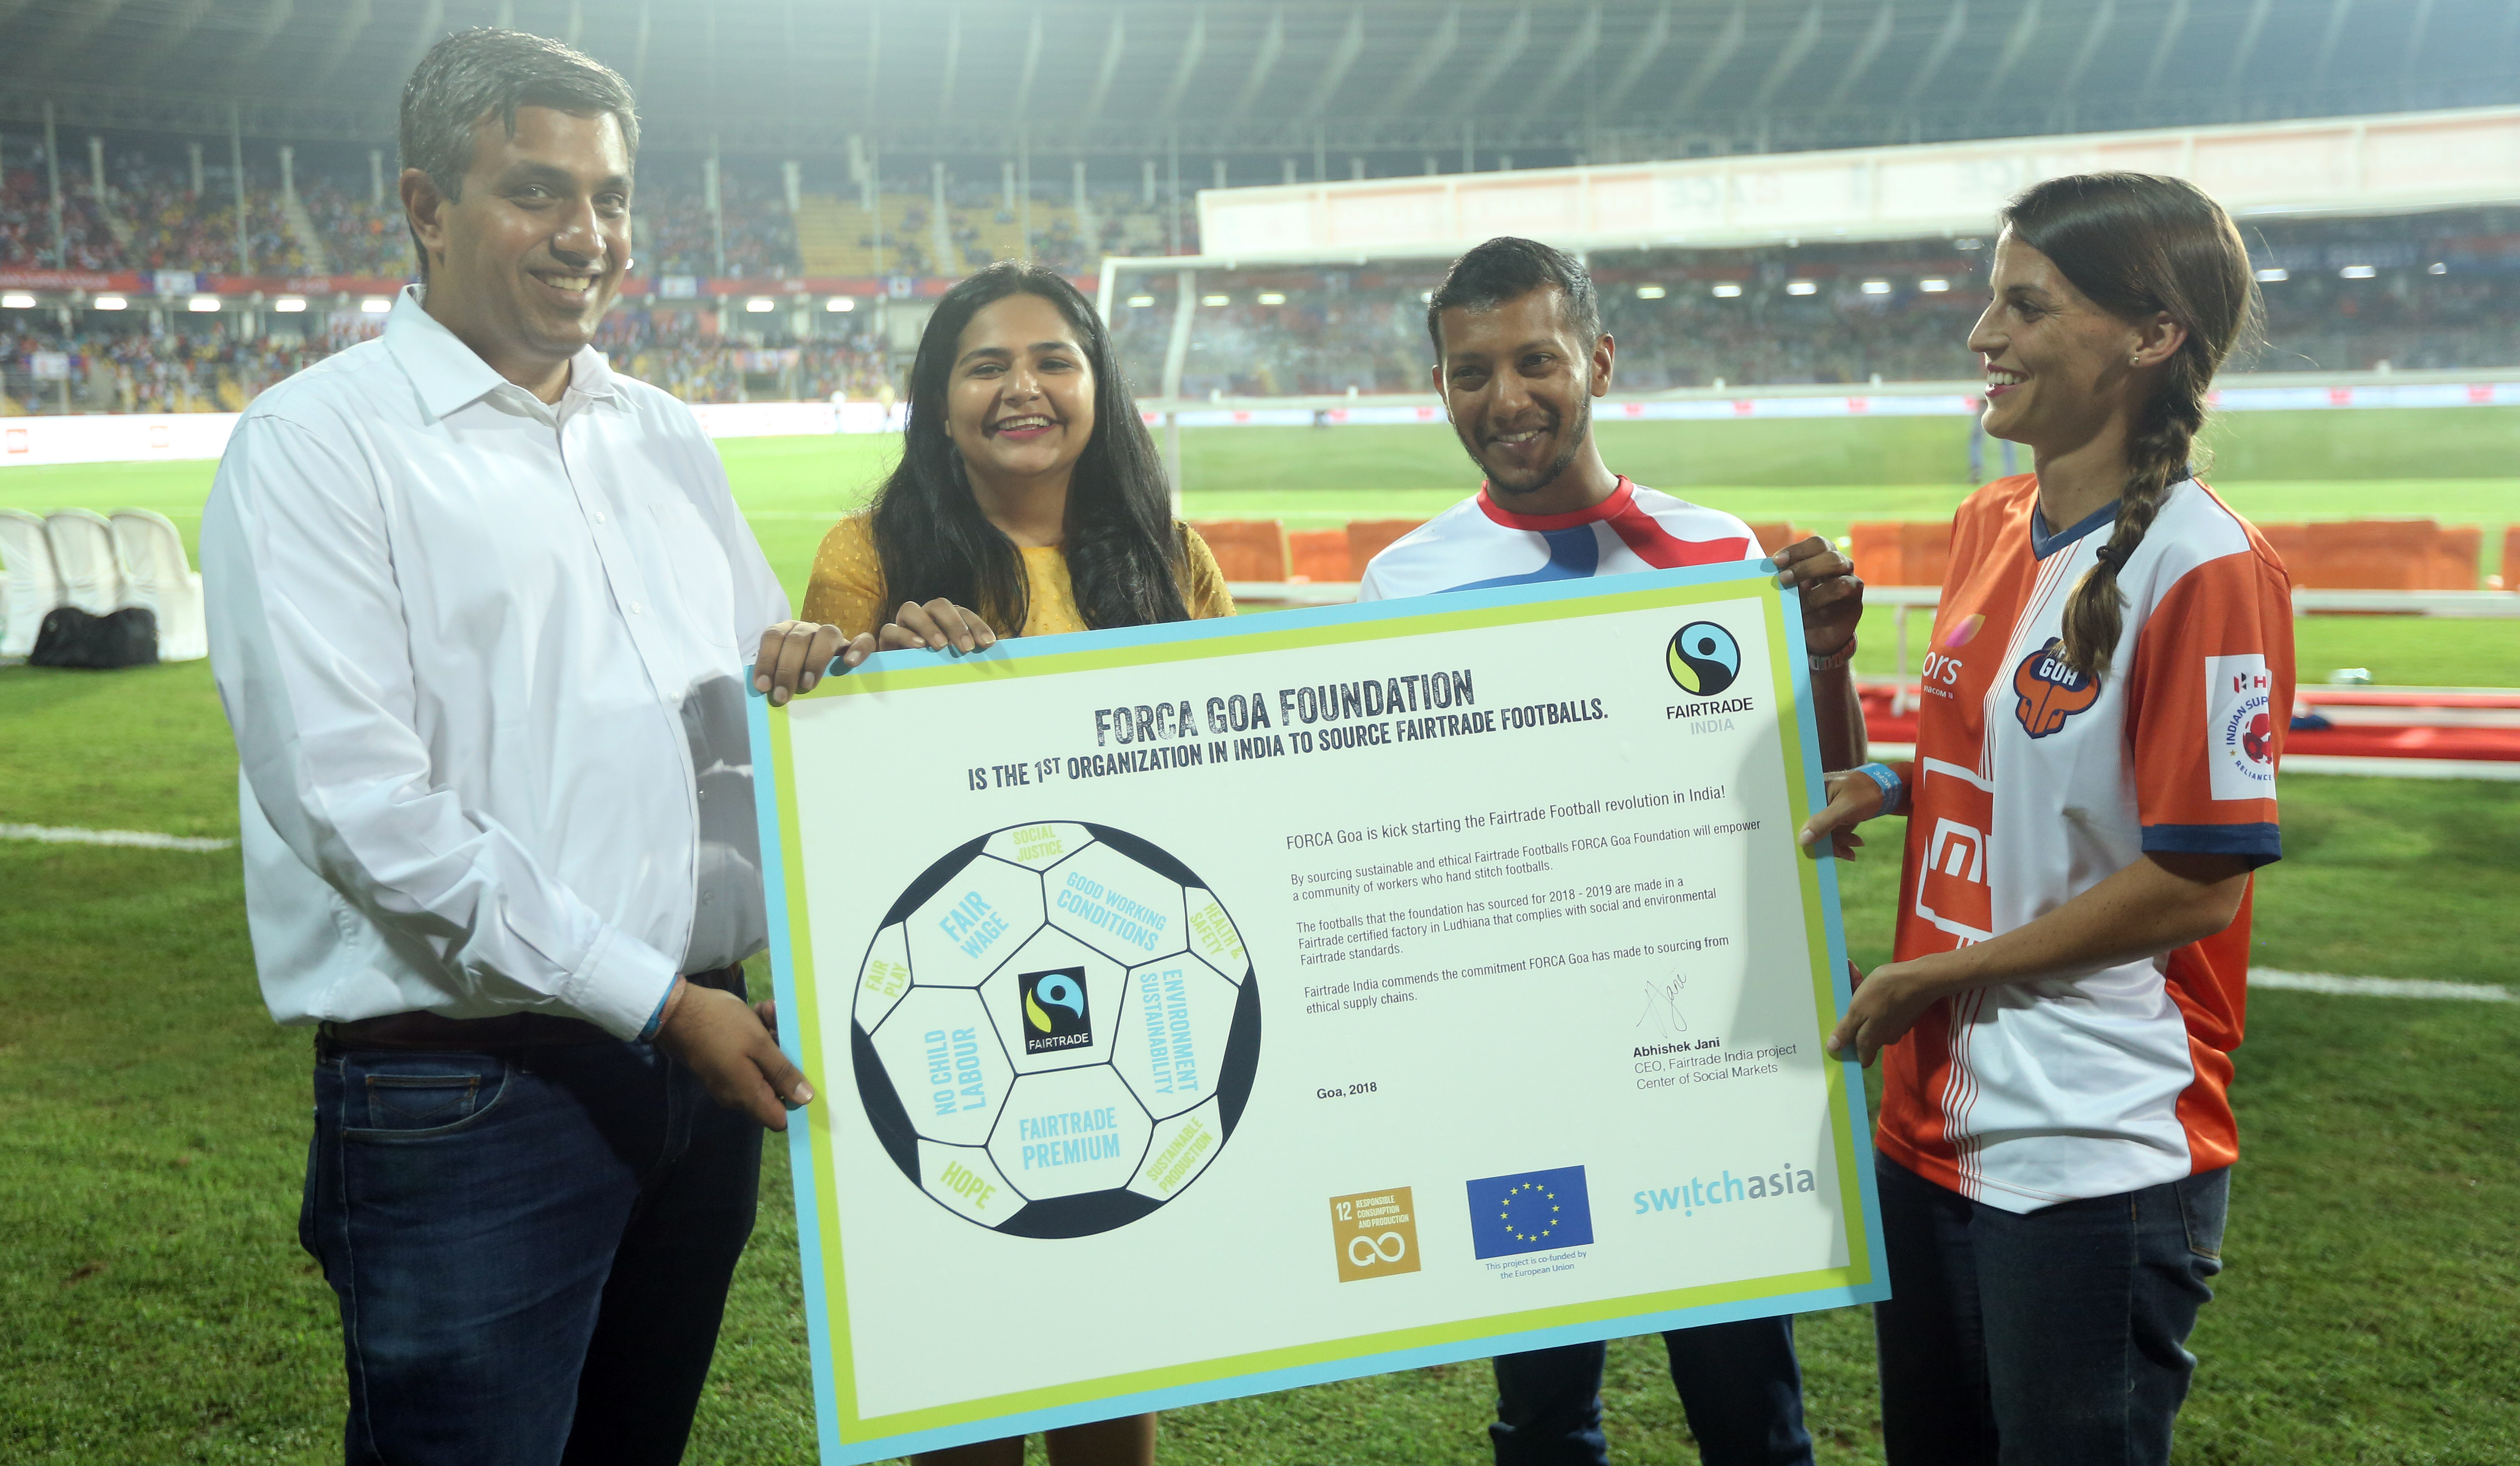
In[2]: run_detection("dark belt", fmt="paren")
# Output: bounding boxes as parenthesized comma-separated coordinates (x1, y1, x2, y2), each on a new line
(318, 964, 747, 1052)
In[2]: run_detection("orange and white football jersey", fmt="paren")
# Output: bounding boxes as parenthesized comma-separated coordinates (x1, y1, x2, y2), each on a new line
(1878, 473, 2294, 1213)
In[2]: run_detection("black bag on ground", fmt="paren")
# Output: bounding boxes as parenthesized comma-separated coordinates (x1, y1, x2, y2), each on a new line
(27, 606, 159, 669)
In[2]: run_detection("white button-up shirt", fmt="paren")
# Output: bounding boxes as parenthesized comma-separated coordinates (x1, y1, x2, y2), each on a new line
(202, 287, 789, 1039)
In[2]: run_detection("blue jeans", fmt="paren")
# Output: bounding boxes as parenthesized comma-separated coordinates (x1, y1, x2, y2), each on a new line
(1871, 1152, 2229, 1466)
(1490, 1317, 1813, 1466)
(301, 1037, 761, 1466)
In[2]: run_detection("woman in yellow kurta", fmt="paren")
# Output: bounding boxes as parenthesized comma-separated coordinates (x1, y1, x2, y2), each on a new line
(797, 263, 1218, 1466)
(799, 261, 1231, 667)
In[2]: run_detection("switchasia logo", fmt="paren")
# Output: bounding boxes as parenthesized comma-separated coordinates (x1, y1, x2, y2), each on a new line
(1667, 621, 1741, 697)
(1018, 966, 1092, 1054)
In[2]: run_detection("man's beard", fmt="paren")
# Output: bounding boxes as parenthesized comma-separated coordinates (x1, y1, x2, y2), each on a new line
(1470, 391, 1592, 498)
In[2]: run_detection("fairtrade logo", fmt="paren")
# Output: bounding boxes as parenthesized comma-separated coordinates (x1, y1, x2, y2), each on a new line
(1018, 966, 1092, 1054)
(2012, 638, 2101, 738)
(1666, 621, 1741, 697)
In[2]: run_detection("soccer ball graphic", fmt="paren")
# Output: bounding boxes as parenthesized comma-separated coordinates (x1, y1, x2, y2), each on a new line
(851, 822, 1261, 1238)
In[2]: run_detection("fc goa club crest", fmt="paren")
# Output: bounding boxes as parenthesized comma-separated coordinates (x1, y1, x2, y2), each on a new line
(2012, 638, 2100, 738)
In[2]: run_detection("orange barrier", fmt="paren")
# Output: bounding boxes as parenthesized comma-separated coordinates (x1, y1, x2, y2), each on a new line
(1187, 520, 1286, 583)
(1345, 519, 1426, 578)
(1743, 522, 1804, 556)
(1216, 514, 2501, 593)
(2263, 519, 2483, 590)
(1847, 521, 1952, 585)
(1285, 529, 1350, 584)
(1847, 523, 1902, 585)
(2503, 526, 2519, 590)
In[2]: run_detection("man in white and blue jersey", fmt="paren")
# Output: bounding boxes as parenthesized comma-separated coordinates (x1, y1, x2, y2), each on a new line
(1362, 237, 1867, 1466)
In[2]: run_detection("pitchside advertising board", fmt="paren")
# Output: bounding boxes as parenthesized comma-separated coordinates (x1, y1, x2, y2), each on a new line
(750, 564, 1889, 1462)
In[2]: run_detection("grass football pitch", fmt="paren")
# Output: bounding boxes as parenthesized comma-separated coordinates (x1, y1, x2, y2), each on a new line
(3, 412, 2516, 1463)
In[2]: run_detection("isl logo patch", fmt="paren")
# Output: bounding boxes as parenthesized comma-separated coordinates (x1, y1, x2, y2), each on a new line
(1018, 966, 1092, 1054)
(2206, 654, 2277, 799)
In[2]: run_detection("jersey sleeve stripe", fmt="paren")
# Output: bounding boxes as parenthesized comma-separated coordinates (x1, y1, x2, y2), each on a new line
(1602, 498, 1752, 569)
(2140, 821, 2283, 866)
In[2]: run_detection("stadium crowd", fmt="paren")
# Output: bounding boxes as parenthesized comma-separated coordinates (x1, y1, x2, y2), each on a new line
(9, 139, 2518, 410)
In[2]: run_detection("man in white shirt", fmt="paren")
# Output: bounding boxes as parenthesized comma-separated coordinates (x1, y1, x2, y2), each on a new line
(202, 30, 824, 1465)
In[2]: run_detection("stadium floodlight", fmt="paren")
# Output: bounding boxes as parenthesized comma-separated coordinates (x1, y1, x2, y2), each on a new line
(745, 297, 776, 313)
(1201, 294, 1230, 307)
(2255, 267, 2289, 282)
(2339, 265, 2377, 279)
(93, 295, 128, 310)
(1920, 278, 1950, 292)
(1710, 283, 1744, 298)
(826, 297, 855, 312)
(360, 297, 392, 313)
(1255, 292, 1286, 305)
(1420, 291, 1434, 303)
(1635, 285, 1667, 300)
(274, 297, 308, 313)
(2427, 262, 2448, 275)
(187, 296, 221, 312)
(1861, 280, 1891, 295)
(1, 292, 34, 309)
(1128, 294, 1156, 307)
(1786, 281, 1818, 296)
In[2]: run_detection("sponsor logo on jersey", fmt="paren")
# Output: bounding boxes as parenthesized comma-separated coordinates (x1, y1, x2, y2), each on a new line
(1666, 620, 1741, 697)
(2206, 654, 2277, 799)
(1913, 762, 1995, 946)
(1018, 966, 1092, 1053)
(2012, 638, 2100, 738)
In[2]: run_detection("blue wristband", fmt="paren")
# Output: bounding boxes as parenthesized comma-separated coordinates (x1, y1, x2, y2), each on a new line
(1854, 762, 1907, 817)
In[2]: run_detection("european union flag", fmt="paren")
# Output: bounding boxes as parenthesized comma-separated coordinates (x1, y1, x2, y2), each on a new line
(1465, 1165, 1595, 1259)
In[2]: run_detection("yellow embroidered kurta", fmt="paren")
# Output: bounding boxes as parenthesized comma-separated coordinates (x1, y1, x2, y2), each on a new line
(801, 512, 1236, 637)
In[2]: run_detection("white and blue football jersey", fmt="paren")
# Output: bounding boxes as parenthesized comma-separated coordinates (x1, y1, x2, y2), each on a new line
(1355, 477, 1762, 602)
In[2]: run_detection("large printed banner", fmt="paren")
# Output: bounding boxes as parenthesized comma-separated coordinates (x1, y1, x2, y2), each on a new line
(749, 565, 1888, 1463)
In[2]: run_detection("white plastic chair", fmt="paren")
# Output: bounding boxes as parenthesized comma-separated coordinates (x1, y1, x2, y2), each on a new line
(0, 507, 64, 659)
(111, 508, 208, 661)
(44, 508, 134, 618)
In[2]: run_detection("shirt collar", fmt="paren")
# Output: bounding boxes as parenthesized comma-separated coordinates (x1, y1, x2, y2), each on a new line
(1476, 476, 1635, 532)
(2027, 466, 2196, 559)
(383, 283, 620, 421)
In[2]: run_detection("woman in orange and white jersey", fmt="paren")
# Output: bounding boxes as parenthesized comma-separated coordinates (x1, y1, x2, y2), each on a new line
(1799, 173, 2292, 1466)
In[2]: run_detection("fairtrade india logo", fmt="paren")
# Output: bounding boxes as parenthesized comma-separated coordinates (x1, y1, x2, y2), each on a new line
(1666, 621, 1741, 697)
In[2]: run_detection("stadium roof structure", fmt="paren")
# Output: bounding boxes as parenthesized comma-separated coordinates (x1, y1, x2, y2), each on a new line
(3, 0, 2519, 166)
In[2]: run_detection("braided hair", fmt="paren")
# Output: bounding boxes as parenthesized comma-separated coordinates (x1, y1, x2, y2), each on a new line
(2001, 174, 2258, 681)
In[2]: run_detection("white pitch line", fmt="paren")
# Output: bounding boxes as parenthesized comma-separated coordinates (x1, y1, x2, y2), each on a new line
(2251, 969, 2512, 1002)
(0, 823, 234, 852)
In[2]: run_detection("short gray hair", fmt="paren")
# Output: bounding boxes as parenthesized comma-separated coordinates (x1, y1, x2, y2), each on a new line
(399, 27, 640, 274)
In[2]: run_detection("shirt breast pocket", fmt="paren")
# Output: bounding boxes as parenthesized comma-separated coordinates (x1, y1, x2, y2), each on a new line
(648, 500, 737, 645)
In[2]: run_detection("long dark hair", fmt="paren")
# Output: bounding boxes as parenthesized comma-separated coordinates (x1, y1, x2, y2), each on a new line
(869, 261, 1186, 632)
(2001, 173, 2257, 682)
